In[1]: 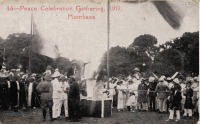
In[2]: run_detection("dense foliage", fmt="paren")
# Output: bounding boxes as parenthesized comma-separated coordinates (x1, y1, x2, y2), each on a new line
(100, 32, 199, 77)
(0, 32, 198, 77)
(0, 33, 72, 73)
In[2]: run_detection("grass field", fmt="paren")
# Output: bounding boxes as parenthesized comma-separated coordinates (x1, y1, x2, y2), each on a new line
(0, 108, 199, 124)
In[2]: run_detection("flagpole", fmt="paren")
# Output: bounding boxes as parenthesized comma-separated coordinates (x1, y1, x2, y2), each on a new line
(107, 0, 110, 90)
(2, 48, 6, 70)
(29, 14, 33, 74)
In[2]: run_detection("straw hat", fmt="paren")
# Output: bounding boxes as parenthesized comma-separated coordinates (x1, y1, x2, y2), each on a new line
(149, 77, 155, 82)
(133, 67, 140, 72)
(173, 78, 179, 84)
(159, 75, 165, 82)
(52, 71, 61, 78)
(166, 77, 172, 81)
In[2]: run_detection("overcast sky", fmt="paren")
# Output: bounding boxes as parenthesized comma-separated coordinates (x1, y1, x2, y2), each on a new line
(0, 0, 198, 73)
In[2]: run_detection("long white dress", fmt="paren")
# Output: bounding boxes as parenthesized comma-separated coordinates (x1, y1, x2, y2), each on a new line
(117, 84, 126, 110)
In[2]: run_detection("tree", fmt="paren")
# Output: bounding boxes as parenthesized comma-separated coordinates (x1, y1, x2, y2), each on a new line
(154, 31, 199, 76)
(99, 46, 132, 77)
(128, 34, 158, 73)
(0, 33, 73, 73)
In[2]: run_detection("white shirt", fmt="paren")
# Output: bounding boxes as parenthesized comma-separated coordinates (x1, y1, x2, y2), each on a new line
(132, 80, 140, 97)
(117, 85, 125, 99)
(51, 78, 62, 99)
(180, 83, 186, 98)
(60, 81, 69, 100)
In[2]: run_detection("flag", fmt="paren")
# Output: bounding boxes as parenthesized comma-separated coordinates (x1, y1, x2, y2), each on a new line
(1, 48, 6, 70)
(31, 17, 44, 54)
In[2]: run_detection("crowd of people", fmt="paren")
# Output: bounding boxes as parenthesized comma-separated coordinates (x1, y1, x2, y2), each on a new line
(105, 68, 199, 122)
(0, 65, 82, 122)
(0, 65, 199, 122)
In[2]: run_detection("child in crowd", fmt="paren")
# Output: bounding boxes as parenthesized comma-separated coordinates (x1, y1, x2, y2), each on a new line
(166, 83, 182, 122)
(126, 92, 136, 112)
(183, 81, 193, 119)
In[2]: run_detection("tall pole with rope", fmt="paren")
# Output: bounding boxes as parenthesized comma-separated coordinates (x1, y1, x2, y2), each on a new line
(29, 14, 33, 75)
(107, 0, 110, 90)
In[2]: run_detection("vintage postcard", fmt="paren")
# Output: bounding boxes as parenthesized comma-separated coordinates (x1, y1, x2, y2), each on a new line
(0, 0, 199, 124)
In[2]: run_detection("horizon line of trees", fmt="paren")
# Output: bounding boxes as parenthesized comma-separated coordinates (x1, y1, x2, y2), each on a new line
(0, 31, 198, 78)
(99, 31, 199, 78)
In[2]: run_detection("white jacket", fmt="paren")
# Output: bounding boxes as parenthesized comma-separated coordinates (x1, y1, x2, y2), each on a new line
(51, 78, 62, 99)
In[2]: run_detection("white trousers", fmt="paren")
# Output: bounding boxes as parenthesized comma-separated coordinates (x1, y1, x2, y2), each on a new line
(52, 98, 60, 118)
(117, 98, 124, 110)
(183, 109, 192, 117)
(158, 98, 167, 112)
(169, 109, 180, 120)
(58, 99, 69, 117)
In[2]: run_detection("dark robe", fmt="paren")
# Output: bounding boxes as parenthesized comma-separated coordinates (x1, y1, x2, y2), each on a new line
(169, 88, 182, 110)
(184, 87, 193, 109)
(149, 81, 158, 111)
(0, 78, 9, 110)
(68, 78, 81, 121)
(10, 80, 19, 108)
(19, 80, 27, 108)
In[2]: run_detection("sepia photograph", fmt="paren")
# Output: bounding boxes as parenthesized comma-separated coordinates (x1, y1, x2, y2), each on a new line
(0, 0, 199, 123)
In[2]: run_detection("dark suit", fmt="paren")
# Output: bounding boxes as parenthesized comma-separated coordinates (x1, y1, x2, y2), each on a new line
(10, 79, 19, 109)
(68, 78, 81, 121)
(169, 89, 182, 110)
(19, 80, 27, 108)
(184, 87, 193, 109)
(149, 81, 157, 111)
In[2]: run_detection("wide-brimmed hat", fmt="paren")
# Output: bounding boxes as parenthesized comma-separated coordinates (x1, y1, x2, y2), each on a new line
(55, 68, 59, 72)
(128, 78, 133, 82)
(44, 74, 52, 81)
(159, 75, 166, 82)
(31, 73, 36, 77)
(166, 77, 172, 81)
(10, 69, 16, 72)
(173, 78, 179, 84)
(149, 77, 155, 82)
(52, 71, 61, 78)
(133, 67, 140, 72)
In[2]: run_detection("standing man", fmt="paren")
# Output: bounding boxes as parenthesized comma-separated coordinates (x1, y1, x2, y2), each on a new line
(51, 71, 62, 120)
(148, 77, 157, 112)
(68, 76, 81, 122)
(179, 76, 186, 113)
(58, 75, 70, 121)
(166, 83, 182, 122)
(10, 76, 19, 112)
(183, 81, 194, 119)
(137, 78, 148, 111)
(36, 74, 53, 122)
(155, 76, 169, 113)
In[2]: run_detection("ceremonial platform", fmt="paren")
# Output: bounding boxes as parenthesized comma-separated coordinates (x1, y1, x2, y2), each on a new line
(81, 97, 112, 118)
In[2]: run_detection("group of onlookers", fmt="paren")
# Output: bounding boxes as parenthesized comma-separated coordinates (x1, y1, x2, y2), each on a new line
(106, 71, 199, 122)
(0, 65, 199, 122)
(0, 65, 82, 122)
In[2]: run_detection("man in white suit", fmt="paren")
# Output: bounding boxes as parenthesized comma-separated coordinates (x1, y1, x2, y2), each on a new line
(51, 70, 62, 120)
